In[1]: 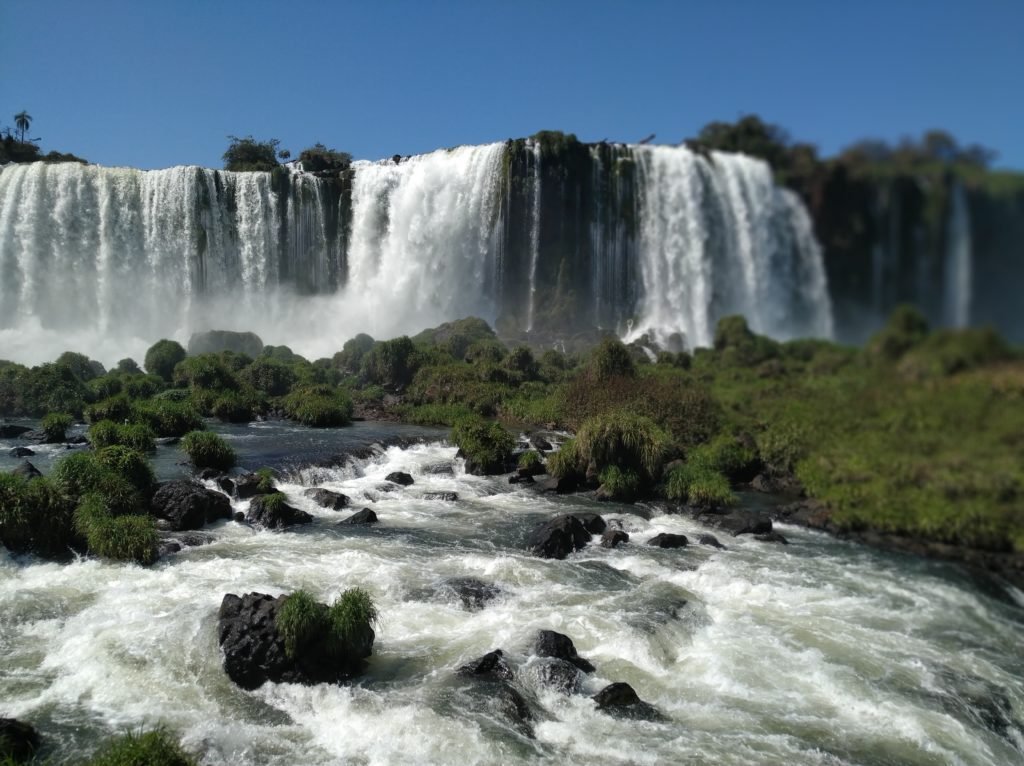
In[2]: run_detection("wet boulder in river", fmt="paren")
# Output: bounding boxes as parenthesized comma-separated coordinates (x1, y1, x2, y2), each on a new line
(0, 718, 40, 762)
(526, 514, 592, 559)
(304, 487, 350, 510)
(150, 480, 232, 531)
(535, 629, 595, 673)
(339, 508, 378, 525)
(647, 533, 688, 549)
(385, 471, 414, 486)
(246, 493, 313, 530)
(457, 649, 514, 681)
(10, 460, 42, 480)
(592, 682, 663, 720)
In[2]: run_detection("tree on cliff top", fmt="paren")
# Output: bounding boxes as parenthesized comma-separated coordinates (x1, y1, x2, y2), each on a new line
(223, 135, 281, 172)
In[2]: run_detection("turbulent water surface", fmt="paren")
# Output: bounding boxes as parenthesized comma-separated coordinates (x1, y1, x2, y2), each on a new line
(1, 422, 1022, 765)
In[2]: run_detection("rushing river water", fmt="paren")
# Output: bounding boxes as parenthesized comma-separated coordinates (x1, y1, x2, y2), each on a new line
(1, 421, 1023, 765)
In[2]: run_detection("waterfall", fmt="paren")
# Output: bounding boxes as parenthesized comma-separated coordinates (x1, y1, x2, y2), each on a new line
(943, 180, 972, 328)
(623, 146, 833, 348)
(524, 141, 542, 332)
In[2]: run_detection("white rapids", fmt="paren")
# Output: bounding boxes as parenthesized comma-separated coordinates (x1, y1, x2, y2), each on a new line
(1, 428, 1021, 765)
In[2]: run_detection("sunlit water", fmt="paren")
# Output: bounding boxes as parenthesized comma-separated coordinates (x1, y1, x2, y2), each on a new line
(1, 421, 1022, 765)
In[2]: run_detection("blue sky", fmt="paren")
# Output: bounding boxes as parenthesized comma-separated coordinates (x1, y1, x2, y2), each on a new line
(1, 0, 1021, 170)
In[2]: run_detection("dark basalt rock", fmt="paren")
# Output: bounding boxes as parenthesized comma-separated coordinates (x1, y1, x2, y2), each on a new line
(150, 480, 233, 531)
(508, 474, 536, 485)
(574, 513, 606, 534)
(534, 658, 583, 694)
(217, 477, 236, 495)
(518, 463, 545, 478)
(534, 630, 595, 673)
(339, 508, 378, 525)
(530, 435, 553, 452)
(592, 682, 662, 720)
(246, 493, 313, 530)
(734, 518, 773, 537)
(437, 577, 500, 611)
(197, 467, 224, 481)
(457, 648, 514, 681)
(647, 533, 688, 549)
(10, 460, 41, 480)
(218, 591, 373, 690)
(755, 531, 790, 545)
(234, 472, 275, 499)
(157, 531, 214, 557)
(423, 491, 458, 502)
(0, 718, 39, 762)
(233, 511, 246, 523)
(0, 424, 31, 439)
(492, 684, 533, 732)
(697, 533, 726, 550)
(385, 471, 414, 486)
(537, 475, 580, 494)
(601, 529, 630, 548)
(8, 446, 34, 458)
(526, 514, 592, 559)
(304, 487, 350, 510)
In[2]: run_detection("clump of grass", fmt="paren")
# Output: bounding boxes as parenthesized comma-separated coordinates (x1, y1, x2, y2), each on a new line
(666, 463, 735, 507)
(517, 450, 543, 471)
(132, 399, 204, 437)
(688, 434, 760, 481)
(41, 411, 73, 442)
(88, 420, 156, 452)
(0, 474, 77, 558)
(574, 411, 669, 479)
(328, 587, 379, 647)
(546, 438, 581, 479)
(85, 727, 196, 766)
(74, 493, 158, 565)
(95, 446, 156, 493)
(450, 415, 515, 474)
(180, 431, 236, 471)
(283, 385, 353, 427)
(276, 588, 379, 660)
(598, 465, 641, 501)
(51, 451, 143, 516)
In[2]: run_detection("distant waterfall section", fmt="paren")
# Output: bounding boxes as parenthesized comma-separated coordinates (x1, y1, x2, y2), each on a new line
(943, 180, 972, 328)
(0, 141, 836, 364)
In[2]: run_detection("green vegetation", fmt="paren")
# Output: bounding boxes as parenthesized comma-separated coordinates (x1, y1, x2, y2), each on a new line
(598, 465, 641, 502)
(88, 420, 156, 452)
(666, 463, 736, 507)
(41, 412, 73, 442)
(518, 450, 543, 471)
(283, 385, 353, 427)
(276, 588, 378, 660)
(74, 493, 158, 565)
(0, 474, 76, 558)
(85, 728, 196, 766)
(298, 143, 352, 175)
(144, 340, 187, 382)
(180, 431, 236, 471)
(450, 415, 515, 474)
(223, 135, 281, 172)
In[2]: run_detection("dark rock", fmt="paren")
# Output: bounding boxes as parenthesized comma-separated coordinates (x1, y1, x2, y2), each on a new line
(537, 475, 580, 494)
(518, 463, 545, 478)
(592, 682, 662, 720)
(8, 446, 34, 457)
(233, 511, 246, 523)
(508, 474, 536, 485)
(385, 471, 414, 486)
(534, 658, 583, 694)
(66, 434, 88, 445)
(218, 592, 373, 689)
(734, 518, 773, 537)
(530, 436, 553, 452)
(457, 648, 514, 681)
(375, 483, 399, 493)
(0, 424, 31, 439)
(534, 630, 595, 673)
(234, 472, 274, 499)
(0, 718, 40, 762)
(697, 533, 726, 550)
(150, 480, 233, 531)
(422, 462, 455, 476)
(493, 684, 533, 731)
(217, 477, 235, 495)
(423, 491, 458, 502)
(339, 508, 378, 525)
(526, 515, 591, 559)
(437, 577, 500, 611)
(158, 541, 182, 557)
(197, 467, 224, 481)
(574, 512, 606, 534)
(464, 454, 514, 476)
(601, 529, 630, 549)
(648, 533, 689, 549)
(10, 460, 41, 480)
(755, 531, 790, 545)
(246, 493, 313, 530)
(304, 487, 350, 510)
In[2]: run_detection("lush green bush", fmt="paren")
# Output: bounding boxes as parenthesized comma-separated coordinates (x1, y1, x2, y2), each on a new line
(85, 394, 134, 424)
(503, 346, 539, 381)
(56, 351, 104, 381)
(590, 337, 636, 380)
(223, 135, 280, 172)
(132, 399, 204, 437)
(666, 463, 736, 507)
(360, 337, 419, 389)
(713, 315, 780, 366)
(95, 446, 156, 493)
(450, 415, 515, 474)
(3, 362, 90, 417)
(85, 728, 196, 766)
(518, 450, 543, 471)
(897, 327, 1014, 379)
(122, 374, 166, 399)
(180, 431, 236, 471)
(276, 587, 378, 660)
(116, 357, 142, 374)
(866, 305, 929, 362)
(239, 357, 296, 396)
(688, 434, 760, 482)
(172, 354, 239, 390)
(333, 333, 376, 373)
(465, 339, 507, 365)
(546, 438, 582, 479)
(598, 465, 641, 501)
(88, 373, 124, 400)
(74, 493, 158, 565)
(283, 385, 353, 427)
(41, 411, 73, 442)
(211, 390, 256, 423)
(574, 411, 670, 480)
(394, 402, 474, 426)
(88, 420, 156, 453)
(298, 143, 352, 174)
(0, 474, 77, 558)
(144, 339, 187, 382)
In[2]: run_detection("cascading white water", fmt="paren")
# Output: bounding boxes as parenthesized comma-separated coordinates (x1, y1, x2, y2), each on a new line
(624, 146, 833, 348)
(340, 143, 506, 339)
(524, 141, 542, 332)
(944, 181, 972, 328)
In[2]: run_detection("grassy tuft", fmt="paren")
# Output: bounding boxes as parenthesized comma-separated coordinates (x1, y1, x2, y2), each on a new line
(180, 431, 236, 471)
(666, 463, 736, 507)
(85, 728, 196, 766)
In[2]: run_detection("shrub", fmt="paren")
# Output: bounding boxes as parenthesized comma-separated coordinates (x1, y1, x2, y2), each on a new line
(223, 135, 280, 172)
(688, 434, 761, 482)
(85, 728, 196, 766)
(173, 354, 239, 390)
(9, 362, 90, 417)
(74, 494, 158, 565)
(276, 589, 325, 659)
(590, 337, 636, 380)
(51, 451, 143, 515)
(333, 333, 376, 373)
(598, 465, 641, 501)
(283, 385, 353, 427)
(450, 415, 515, 474)
(116, 357, 142, 374)
(85, 394, 134, 424)
(56, 351, 104, 381)
(360, 337, 418, 388)
(88, 420, 156, 453)
(866, 305, 929, 362)
(518, 450, 543, 471)
(503, 346, 539, 381)
(546, 438, 583, 479)
(897, 327, 1014, 379)
(666, 463, 735, 507)
(298, 143, 353, 174)
(180, 431, 236, 471)
(41, 412, 73, 442)
(239, 357, 296, 396)
(88, 373, 124, 400)
(329, 587, 379, 647)
(122, 374, 166, 399)
(132, 400, 204, 437)
(144, 339, 187, 382)
(713, 315, 780, 366)
(0, 474, 77, 558)
(211, 390, 255, 423)
(574, 411, 670, 480)
(276, 588, 378, 660)
(95, 446, 156, 493)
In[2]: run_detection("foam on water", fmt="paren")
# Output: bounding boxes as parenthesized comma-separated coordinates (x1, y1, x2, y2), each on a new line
(1, 433, 1022, 764)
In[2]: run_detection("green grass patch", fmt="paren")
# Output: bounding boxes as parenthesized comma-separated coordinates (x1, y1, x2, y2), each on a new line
(180, 431, 236, 471)
(85, 728, 196, 766)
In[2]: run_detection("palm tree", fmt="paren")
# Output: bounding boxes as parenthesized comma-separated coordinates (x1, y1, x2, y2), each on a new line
(14, 111, 31, 143)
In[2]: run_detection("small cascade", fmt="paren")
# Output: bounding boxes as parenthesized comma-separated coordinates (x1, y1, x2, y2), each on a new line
(943, 180, 972, 328)
(524, 140, 542, 332)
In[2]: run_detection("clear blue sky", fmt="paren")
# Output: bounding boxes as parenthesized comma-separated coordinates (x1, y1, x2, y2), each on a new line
(1, 0, 1021, 170)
